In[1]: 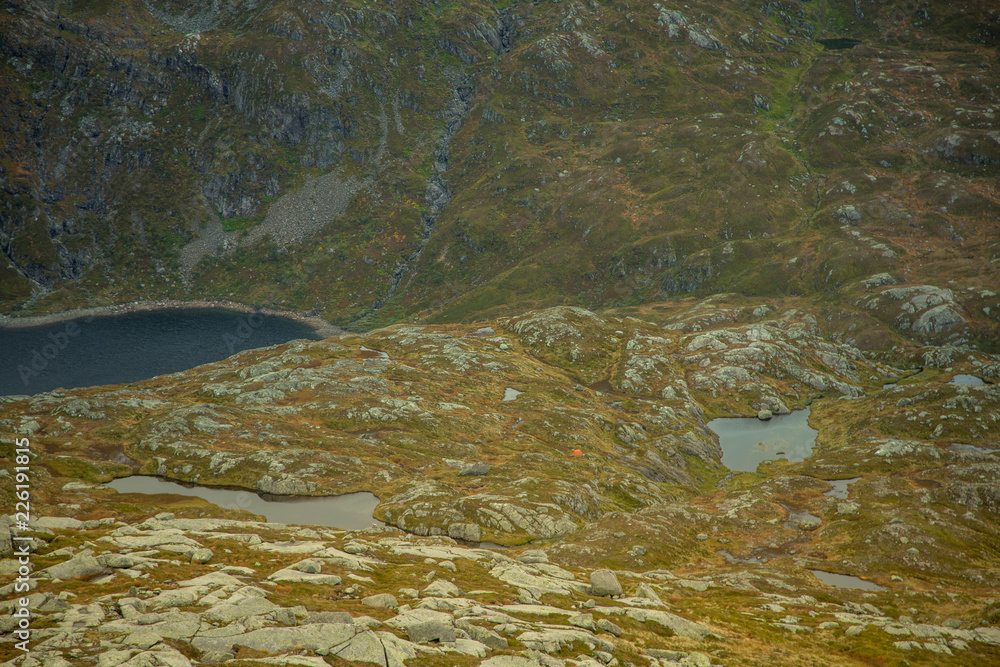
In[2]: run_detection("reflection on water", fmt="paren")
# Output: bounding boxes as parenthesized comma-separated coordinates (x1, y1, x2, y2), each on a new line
(810, 569, 886, 591)
(107, 476, 380, 530)
(708, 408, 818, 473)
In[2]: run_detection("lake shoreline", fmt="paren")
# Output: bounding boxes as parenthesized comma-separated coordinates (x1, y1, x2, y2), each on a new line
(0, 299, 344, 338)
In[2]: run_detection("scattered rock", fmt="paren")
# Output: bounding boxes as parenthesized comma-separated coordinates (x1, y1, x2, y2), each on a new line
(517, 549, 549, 564)
(422, 579, 462, 598)
(447, 523, 481, 543)
(190, 548, 213, 564)
(362, 593, 399, 610)
(43, 554, 106, 581)
(459, 462, 490, 476)
(590, 569, 623, 597)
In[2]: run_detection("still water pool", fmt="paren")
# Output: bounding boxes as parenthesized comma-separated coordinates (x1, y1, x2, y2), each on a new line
(107, 476, 380, 530)
(708, 408, 818, 473)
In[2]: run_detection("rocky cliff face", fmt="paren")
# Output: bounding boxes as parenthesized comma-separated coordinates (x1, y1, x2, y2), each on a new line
(1, 0, 998, 351)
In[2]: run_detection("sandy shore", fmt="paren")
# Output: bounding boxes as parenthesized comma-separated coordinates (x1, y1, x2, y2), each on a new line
(0, 299, 345, 338)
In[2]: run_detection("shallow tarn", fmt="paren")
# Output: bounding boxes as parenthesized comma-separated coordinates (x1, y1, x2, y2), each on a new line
(107, 476, 380, 530)
(502, 387, 523, 402)
(824, 477, 862, 499)
(708, 407, 817, 473)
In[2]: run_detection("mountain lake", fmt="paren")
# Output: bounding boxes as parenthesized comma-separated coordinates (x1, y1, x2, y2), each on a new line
(0, 308, 320, 396)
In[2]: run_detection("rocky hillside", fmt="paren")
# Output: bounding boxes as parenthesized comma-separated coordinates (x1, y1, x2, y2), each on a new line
(2, 304, 1000, 664)
(1, 0, 999, 343)
(3, 1, 1000, 665)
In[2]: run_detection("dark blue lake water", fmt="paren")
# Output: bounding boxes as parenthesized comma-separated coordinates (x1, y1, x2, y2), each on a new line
(0, 309, 320, 396)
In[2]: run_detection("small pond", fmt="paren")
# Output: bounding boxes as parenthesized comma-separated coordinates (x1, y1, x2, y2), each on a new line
(949, 374, 985, 386)
(818, 38, 862, 50)
(502, 387, 523, 402)
(708, 408, 818, 473)
(810, 570, 886, 591)
(107, 476, 380, 530)
(824, 477, 861, 499)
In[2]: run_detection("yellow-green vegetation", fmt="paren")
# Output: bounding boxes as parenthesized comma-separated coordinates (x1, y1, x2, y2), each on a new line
(2, 302, 999, 664)
(1, 0, 1000, 664)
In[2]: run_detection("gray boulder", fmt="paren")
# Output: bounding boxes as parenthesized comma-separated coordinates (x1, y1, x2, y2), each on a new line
(387, 608, 456, 644)
(256, 474, 315, 495)
(632, 608, 715, 640)
(447, 523, 481, 543)
(912, 305, 965, 335)
(834, 205, 862, 224)
(102, 553, 140, 569)
(480, 658, 542, 667)
(422, 579, 462, 598)
(43, 554, 105, 580)
(590, 569, 622, 597)
(190, 548, 213, 564)
(203, 596, 278, 623)
(459, 462, 490, 476)
(292, 559, 323, 574)
(407, 619, 456, 643)
(597, 618, 623, 636)
(362, 593, 399, 610)
(516, 549, 549, 564)
(35, 517, 84, 531)
(192, 622, 357, 654)
(334, 630, 417, 667)
(635, 582, 663, 605)
(457, 621, 509, 649)
(304, 611, 354, 625)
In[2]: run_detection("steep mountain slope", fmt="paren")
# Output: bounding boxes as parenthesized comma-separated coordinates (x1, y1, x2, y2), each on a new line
(2, 0, 998, 346)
